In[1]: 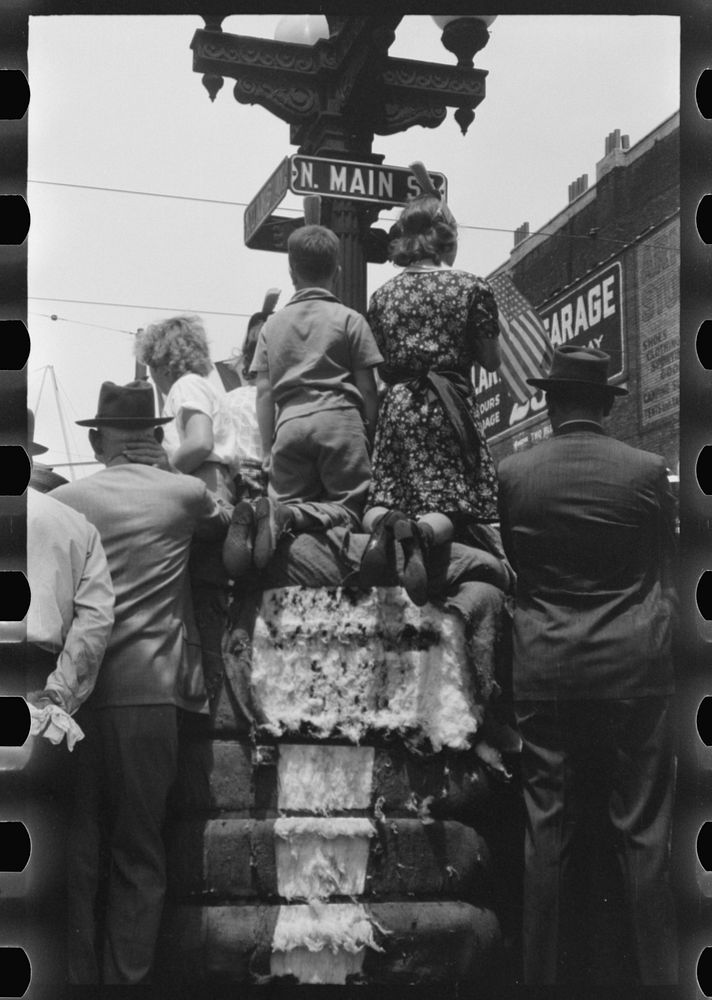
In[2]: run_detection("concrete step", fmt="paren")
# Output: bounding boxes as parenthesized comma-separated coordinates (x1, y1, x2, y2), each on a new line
(156, 899, 500, 987)
(171, 739, 491, 821)
(166, 816, 492, 901)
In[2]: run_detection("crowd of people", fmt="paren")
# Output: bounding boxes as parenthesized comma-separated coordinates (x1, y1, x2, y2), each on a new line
(26, 183, 679, 993)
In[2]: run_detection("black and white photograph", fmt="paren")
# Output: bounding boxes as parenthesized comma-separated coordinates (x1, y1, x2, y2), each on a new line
(0, 5, 708, 999)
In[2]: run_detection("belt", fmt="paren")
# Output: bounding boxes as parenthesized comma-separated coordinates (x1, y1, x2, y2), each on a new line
(380, 364, 482, 472)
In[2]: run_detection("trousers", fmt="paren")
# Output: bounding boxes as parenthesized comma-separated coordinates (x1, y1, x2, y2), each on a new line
(189, 461, 234, 703)
(66, 704, 178, 985)
(515, 696, 678, 986)
(270, 408, 371, 530)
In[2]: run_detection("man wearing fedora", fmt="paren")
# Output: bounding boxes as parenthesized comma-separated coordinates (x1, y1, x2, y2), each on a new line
(52, 381, 231, 988)
(497, 345, 678, 986)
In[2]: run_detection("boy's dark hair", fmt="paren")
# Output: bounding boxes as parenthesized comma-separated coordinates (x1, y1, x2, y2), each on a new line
(288, 225, 340, 284)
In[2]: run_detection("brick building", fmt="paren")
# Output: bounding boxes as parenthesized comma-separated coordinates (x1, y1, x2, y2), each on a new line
(482, 111, 679, 476)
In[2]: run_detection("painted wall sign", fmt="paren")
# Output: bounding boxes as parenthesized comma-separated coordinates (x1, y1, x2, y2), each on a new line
(481, 261, 625, 442)
(636, 218, 679, 429)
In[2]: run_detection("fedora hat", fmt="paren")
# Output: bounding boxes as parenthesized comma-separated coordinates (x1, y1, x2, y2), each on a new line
(527, 345, 628, 396)
(27, 408, 48, 455)
(76, 380, 174, 428)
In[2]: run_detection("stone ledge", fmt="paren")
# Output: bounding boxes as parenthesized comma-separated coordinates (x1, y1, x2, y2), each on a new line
(165, 817, 492, 901)
(171, 739, 491, 821)
(156, 900, 500, 987)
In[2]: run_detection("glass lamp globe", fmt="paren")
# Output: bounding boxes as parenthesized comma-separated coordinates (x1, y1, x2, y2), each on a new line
(432, 15, 498, 30)
(274, 15, 330, 45)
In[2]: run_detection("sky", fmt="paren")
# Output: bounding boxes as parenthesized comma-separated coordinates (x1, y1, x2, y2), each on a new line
(26, 13, 679, 475)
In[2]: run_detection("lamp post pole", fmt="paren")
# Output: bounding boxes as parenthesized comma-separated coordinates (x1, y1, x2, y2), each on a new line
(191, 14, 493, 313)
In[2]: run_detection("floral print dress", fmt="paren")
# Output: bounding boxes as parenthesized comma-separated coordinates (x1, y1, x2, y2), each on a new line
(366, 266, 500, 525)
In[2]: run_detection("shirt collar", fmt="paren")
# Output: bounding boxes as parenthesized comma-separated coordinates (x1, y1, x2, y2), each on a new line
(287, 287, 341, 306)
(554, 419, 606, 437)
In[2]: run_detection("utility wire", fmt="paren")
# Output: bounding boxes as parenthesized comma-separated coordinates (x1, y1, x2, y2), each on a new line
(29, 296, 254, 319)
(28, 177, 681, 252)
(29, 311, 135, 335)
(28, 178, 266, 210)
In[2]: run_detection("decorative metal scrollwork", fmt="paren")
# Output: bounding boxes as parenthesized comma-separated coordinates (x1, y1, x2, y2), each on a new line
(233, 80, 318, 124)
(192, 16, 487, 147)
(377, 103, 447, 136)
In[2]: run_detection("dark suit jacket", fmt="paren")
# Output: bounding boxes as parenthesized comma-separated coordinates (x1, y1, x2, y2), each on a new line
(497, 421, 676, 700)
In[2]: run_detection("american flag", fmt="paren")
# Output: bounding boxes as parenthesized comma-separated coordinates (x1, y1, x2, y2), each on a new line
(488, 272, 554, 405)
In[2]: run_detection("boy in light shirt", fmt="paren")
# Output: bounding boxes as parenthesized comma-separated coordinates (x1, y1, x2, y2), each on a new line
(224, 225, 382, 576)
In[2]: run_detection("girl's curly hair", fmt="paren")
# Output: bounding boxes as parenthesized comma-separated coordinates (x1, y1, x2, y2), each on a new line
(388, 194, 458, 267)
(135, 315, 212, 380)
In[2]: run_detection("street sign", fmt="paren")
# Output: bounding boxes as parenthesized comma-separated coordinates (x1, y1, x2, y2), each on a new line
(244, 156, 291, 246)
(244, 155, 447, 253)
(289, 155, 447, 206)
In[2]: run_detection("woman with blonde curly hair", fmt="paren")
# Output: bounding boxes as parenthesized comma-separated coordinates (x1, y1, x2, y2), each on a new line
(135, 314, 239, 504)
(135, 315, 239, 702)
(359, 188, 503, 606)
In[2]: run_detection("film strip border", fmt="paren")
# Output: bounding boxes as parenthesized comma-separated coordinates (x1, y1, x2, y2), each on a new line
(683, 7, 712, 997)
(0, 2, 709, 999)
(0, 7, 33, 996)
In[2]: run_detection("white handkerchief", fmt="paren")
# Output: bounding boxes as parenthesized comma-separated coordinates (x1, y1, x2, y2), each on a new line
(27, 703, 85, 751)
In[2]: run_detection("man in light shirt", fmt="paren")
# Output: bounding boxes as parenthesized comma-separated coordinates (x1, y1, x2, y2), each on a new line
(25, 410, 114, 719)
(13, 413, 115, 997)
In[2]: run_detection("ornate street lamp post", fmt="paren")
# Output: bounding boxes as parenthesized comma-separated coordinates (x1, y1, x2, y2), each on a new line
(191, 15, 495, 312)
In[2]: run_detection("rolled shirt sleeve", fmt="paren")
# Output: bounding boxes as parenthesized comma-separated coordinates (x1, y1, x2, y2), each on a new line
(161, 373, 240, 476)
(43, 520, 114, 714)
(27, 489, 114, 715)
(348, 313, 383, 370)
(166, 373, 215, 422)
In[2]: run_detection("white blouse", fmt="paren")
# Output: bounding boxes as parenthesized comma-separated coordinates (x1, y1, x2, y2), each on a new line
(225, 384, 263, 466)
(161, 372, 240, 476)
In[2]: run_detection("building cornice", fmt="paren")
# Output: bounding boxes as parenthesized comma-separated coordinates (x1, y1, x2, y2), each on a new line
(490, 110, 679, 279)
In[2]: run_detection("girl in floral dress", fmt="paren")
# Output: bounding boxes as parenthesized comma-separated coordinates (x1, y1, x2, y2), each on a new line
(360, 192, 501, 605)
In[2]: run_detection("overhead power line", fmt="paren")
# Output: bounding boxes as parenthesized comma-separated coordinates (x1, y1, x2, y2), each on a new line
(28, 178, 309, 226)
(29, 296, 254, 319)
(28, 177, 680, 252)
(28, 178, 267, 211)
(23, 177, 556, 235)
(29, 311, 135, 335)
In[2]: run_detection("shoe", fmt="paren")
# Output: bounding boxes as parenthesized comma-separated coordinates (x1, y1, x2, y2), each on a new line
(394, 519, 434, 607)
(358, 509, 405, 589)
(222, 500, 255, 577)
(253, 497, 291, 570)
